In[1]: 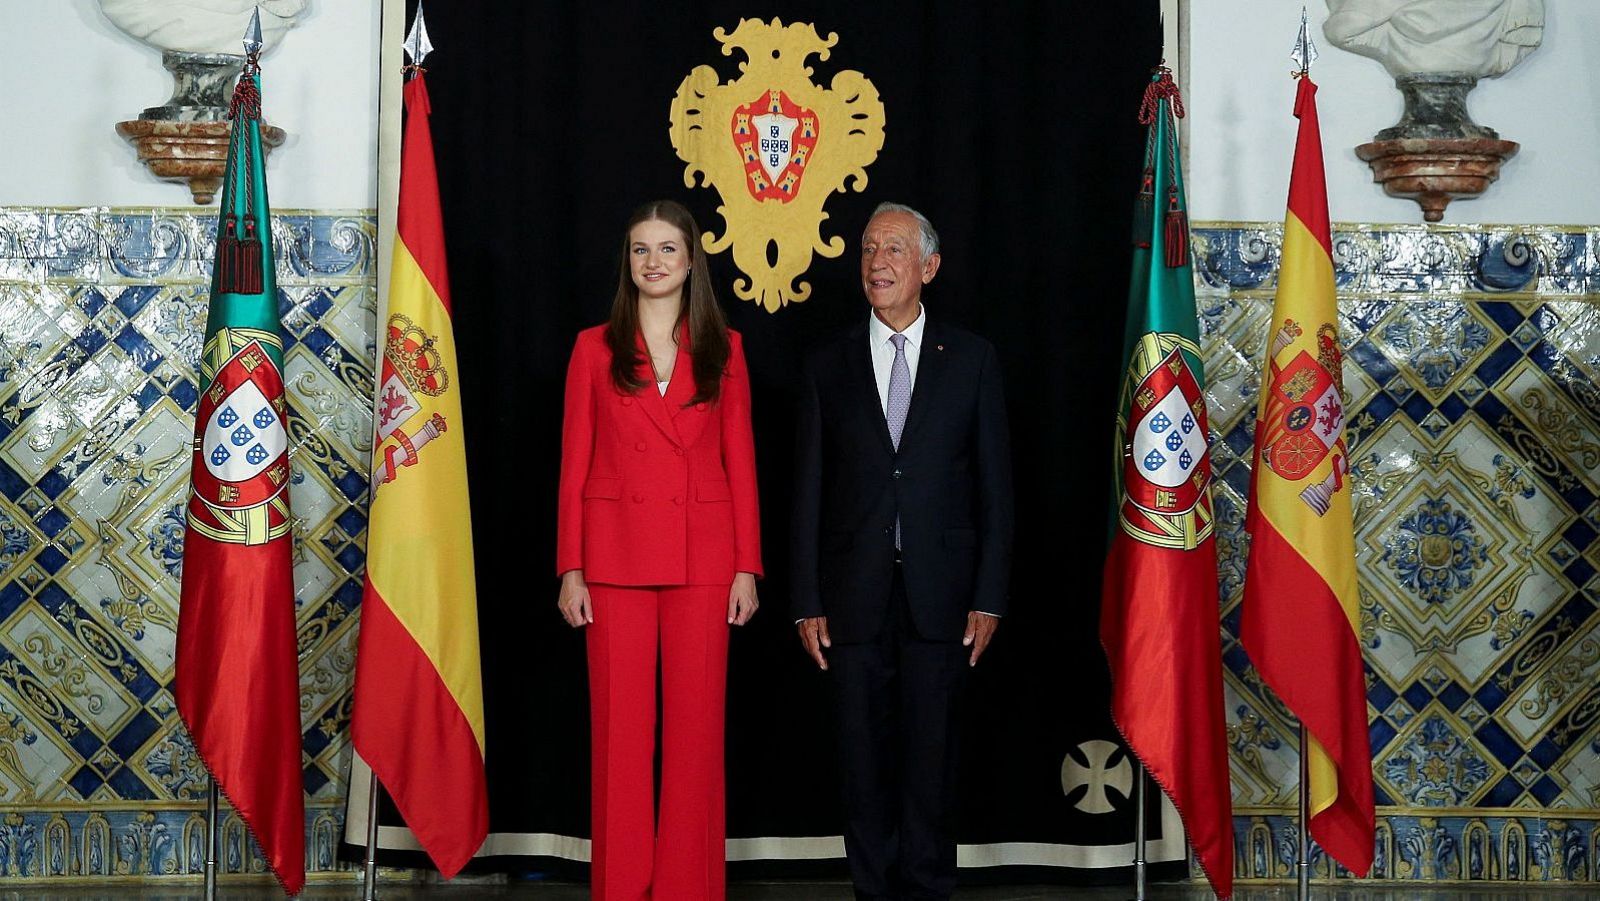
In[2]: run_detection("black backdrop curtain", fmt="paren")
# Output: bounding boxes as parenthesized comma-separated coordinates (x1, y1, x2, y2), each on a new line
(351, 0, 1174, 885)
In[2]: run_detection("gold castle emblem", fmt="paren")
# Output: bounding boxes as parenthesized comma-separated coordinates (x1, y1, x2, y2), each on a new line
(671, 19, 886, 312)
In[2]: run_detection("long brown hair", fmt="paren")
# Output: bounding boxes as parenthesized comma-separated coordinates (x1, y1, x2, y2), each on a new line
(605, 200, 730, 405)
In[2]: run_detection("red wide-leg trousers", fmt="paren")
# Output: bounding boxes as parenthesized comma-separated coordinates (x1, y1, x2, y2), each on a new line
(587, 584, 729, 901)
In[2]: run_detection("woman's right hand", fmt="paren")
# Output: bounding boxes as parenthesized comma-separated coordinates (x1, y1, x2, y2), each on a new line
(558, 570, 593, 628)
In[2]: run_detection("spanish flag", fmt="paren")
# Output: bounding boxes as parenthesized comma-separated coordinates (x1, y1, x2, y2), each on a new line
(352, 71, 488, 876)
(1240, 76, 1375, 876)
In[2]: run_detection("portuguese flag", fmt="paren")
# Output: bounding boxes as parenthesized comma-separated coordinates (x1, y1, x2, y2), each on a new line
(174, 56, 305, 895)
(1099, 67, 1233, 900)
(1240, 76, 1375, 876)
(351, 70, 489, 877)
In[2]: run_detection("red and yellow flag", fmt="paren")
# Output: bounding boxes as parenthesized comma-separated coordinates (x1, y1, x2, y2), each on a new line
(1241, 76, 1374, 876)
(352, 72, 488, 877)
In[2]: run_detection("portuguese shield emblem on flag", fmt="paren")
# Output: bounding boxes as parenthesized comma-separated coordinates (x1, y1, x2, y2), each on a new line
(188, 336, 292, 541)
(1119, 336, 1214, 545)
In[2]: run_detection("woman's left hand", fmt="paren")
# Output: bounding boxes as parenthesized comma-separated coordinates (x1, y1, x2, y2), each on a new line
(728, 572, 759, 626)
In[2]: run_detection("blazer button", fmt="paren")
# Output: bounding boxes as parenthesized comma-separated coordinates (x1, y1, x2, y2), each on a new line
(892, 467, 903, 479)
(673, 495, 684, 506)
(635, 441, 647, 452)
(632, 493, 644, 504)
(696, 402, 708, 411)
(673, 447, 684, 456)
(621, 397, 633, 406)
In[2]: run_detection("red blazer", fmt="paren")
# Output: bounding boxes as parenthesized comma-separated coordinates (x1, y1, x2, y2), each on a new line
(557, 325, 762, 586)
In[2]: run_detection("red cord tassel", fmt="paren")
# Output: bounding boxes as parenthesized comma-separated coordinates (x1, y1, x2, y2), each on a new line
(217, 214, 240, 292)
(1133, 170, 1154, 249)
(1163, 187, 1189, 268)
(236, 216, 263, 295)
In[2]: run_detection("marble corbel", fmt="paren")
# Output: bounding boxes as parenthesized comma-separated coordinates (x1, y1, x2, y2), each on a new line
(99, 0, 305, 204)
(1323, 0, 1544, 221)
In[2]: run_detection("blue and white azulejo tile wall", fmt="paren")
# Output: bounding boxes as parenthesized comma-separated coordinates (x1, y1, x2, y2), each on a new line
(0, 210, 1596, 886)
(0, 207, 374, 880)
(1195, 222, 1600, 884)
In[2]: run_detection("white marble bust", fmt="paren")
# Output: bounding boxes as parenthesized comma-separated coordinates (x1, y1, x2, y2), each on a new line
(98, 0, 308, 55)
(1323, 0, 1544, 79)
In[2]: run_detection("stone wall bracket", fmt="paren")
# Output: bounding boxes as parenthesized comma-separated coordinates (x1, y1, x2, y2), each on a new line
(1355, 136, 1518, 223)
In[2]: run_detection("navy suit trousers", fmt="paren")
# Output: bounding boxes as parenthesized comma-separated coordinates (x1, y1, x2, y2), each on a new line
(830, 562, 968, 901)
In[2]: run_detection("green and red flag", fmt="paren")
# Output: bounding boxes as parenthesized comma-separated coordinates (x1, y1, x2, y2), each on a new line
(1100, 66, 1234, 900)
(1240, 74, 1374, 876)
(175, 28, 305, 896)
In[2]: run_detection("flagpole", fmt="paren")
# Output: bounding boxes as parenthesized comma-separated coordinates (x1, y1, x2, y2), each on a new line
(1131, 766, 1147, 901)
(204, 779, 219, 901)
(1298, 724, 1311, 901)
(363, 770, 381, 900)
(1285, 11, 1320, 898)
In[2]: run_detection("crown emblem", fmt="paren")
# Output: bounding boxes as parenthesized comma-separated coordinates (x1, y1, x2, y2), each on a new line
(385, 314, 448, 396)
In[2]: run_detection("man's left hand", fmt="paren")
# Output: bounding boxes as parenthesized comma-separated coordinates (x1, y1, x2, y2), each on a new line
(963, 612, 998, 667)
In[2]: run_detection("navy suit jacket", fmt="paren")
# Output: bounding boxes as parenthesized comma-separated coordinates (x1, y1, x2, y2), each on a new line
(790, 317, 1014, 643)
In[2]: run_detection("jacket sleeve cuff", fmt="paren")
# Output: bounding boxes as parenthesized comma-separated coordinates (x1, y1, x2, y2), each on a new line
(790, 594, 824, 621)
(555, 551, 582, 578)
(974, 594, 1008, 618)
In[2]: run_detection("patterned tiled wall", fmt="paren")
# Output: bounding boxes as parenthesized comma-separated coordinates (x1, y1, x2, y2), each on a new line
(0, 207, 374, 879)
(0, 210, 1595, 886)
(1196, 223, 1600, 884)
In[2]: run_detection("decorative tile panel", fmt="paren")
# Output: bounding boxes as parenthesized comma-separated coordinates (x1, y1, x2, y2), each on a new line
(0, 207, 374, 880)
(1, 211, 1596, 886)
(1197, 223, 1600, 885)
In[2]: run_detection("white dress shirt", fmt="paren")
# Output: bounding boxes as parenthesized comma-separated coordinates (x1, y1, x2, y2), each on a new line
(869, 304, 926, 414)
(863, 305, 998, 621)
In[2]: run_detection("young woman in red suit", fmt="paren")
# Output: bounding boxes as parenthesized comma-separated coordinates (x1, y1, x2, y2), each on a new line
(556, 200, 761, 901)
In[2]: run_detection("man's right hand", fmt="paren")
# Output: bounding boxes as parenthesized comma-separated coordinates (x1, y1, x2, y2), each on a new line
(796, 616, 831, 670)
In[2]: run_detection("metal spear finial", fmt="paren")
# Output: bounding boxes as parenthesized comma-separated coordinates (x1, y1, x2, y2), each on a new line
(243, 6, 264, 57)
(1290, 5, 1318, 76)
(404, 1, 434, 68)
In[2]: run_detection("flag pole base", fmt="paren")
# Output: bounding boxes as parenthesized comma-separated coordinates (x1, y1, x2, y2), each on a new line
(1298, 724, 1311, 901)
(205, 779, 219, 901)
(363, 770, 381, 901)
(1130, 765, 1146, 901)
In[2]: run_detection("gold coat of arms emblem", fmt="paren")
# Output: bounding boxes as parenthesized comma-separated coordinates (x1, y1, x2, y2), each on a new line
(671, 19, 886, 311)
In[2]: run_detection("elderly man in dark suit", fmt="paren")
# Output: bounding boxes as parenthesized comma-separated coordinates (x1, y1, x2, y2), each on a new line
(791, 202, 1014, 901)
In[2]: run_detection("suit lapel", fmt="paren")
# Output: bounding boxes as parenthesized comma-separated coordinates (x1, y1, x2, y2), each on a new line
(665, 340, 712, 448)
(632, 330, 683, 448)
(663, 341, 695, 413)
(899, 319, 945, 450)
(849, 321, 896, 457)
